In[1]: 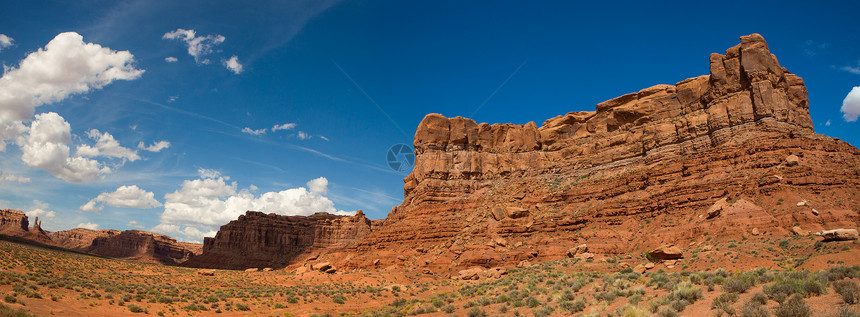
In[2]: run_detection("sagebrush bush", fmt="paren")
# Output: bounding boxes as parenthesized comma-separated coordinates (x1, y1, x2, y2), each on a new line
(741, 301, 770, 317)
(773, 294, 810, 317)
(833, 280, 859, 304)
(712, 292, 739, 315)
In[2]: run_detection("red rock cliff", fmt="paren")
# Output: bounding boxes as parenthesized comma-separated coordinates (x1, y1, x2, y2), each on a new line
(50, 228, 202, 265)
(346, 34, 859, 270)
(183, 210, 372, 269)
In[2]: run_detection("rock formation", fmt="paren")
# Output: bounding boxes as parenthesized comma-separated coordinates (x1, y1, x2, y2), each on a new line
(341, 34, 860, 271)
(183, 210, 372, 269)
(50, 228, 202, 265)
(0, 209, 52, 244)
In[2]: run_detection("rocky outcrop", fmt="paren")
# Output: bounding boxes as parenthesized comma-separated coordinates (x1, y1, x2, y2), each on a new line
(815, 229, 859, 241)
(344, 34, 860, 271)
(0, 209, 52, 244)
(49, 228, 202, 265)
(183, 210, 372, 269)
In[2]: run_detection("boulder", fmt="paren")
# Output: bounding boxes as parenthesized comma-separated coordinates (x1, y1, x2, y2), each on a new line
(751, 228, 760, 236)
(486, 267, 508, 279)
(504, 207, 530, 219)
(312, 262, 332, 271)
(644, 263, 655, 269)
(565, 244, 588, 258)
(796, 200, 808, 207)
(517, 260, 532, 268)
(324, 267, 337, 274)
(489, 207, 506, 221)
(785, 155, 799, 166)
(815, 229, 859, 241)
(648, 245, 683, 260)
(262, 267, 273, 272)
(456, 267, 485, 280)
(574, 252, 594, 260)
(196, 269, 215, 276)
(633, 264, 646, 274)
(706, 198, 728, 219)
(792, 226, 809, 236)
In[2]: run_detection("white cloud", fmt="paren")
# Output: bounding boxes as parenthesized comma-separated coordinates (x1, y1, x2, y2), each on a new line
(158, 174, 348, 236)
(842, 87, 860, 122)
(80, 185, 162, 212)
(137, 140, 170, 152)
(127, 220, 144, 229)
(825, 120, 831, 127)
(841, 65, 860, 75)
(297, 131, 310, 140)
(197, 168, 222, 179)
(164, 56, 178, 63)
(26, 208, 55, 220)
(241, 127, 266, 136)
(0, 34, 12, 51)
(0, 32, 143, 123)
(320, 136, 329, 141)
(17, 112, 110, 183)
(272, 123, 296, 131)
(77, 222, 100, 230)
(76, 129, 140, 161)
(0, 169, 30, 184)
(167, 96, 178, 102)
(162, 29, 225, 64)
(151, 223, 217, 242)
(224, 55, 243, 74)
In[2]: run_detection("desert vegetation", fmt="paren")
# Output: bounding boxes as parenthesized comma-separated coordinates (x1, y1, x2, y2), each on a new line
(1, 239, 859, 316)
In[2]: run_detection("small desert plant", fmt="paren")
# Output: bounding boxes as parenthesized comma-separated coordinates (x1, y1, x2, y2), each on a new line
(773, 294, 810, 317)
(467, 307, 486, 317)
(824, 306, 860, 317)
(657, 306, 680, 317)
(712, 292, 739, 315)
(741, 300, 770, 317)
(127, 304, 144, 313)
(616, 305, 650, 317)
(833, 280, 859, 304)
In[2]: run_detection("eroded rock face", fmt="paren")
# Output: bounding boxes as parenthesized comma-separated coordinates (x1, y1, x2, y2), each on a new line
(346, 34, 860, 271)
(50, 228, 202, 265)
(0, 209, 52, 244)
(184, 210, 372, 269)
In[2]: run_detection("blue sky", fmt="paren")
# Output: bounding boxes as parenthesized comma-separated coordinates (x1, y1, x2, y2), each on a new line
(0, 1, 858, 242)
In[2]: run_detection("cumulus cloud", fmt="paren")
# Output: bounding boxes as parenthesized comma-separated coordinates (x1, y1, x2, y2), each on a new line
(0, 32, 143, 123)
(197, 168, 222, 179)
(151, 223, 217, 242)
(76, 129, 140, 161)
(272, 123, 296, 131)
(162, 29, 225, 64)
(80, 185, 162, 213)
(158, 173, 348, 238)
(77, 222, 100, 230)
(127, 220, 145, 229)
(241, 127, 266, 136)
(842, 87, 860, 122)
(297, 131, 310, 140)
(26, 208, 55, 220)
(137, 140, 170, 152)
(0, 34, 12, 51)
(164, 56, 178, 63)
(0, 169, 30, 184)
(17, 112, 110, 183)
(224, 55, 243, 74)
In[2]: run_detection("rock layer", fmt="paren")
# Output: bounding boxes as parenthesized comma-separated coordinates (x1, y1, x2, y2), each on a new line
(343, 34, 860, 271)
(183, 211, 372, 269)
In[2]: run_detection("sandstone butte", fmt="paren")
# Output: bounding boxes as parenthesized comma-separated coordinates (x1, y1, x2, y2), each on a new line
(180, 33, 860, 272)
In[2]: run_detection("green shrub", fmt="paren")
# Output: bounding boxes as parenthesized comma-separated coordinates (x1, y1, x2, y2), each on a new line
(441, 304, 456, 313)
(712, 292, 739, 315)
(3, 295, 15, 304)
(616, 305, 650, 317)
(657, 307, 679, 317)
(127, 304, 145, 313)
(234, 303, 250, 311)
(723, 275, 755, 293)
(824, 306, 860, 317)
(741, 301, 770, 317)
(773, 294, 810, 317)
(467, 307, 486, 317)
